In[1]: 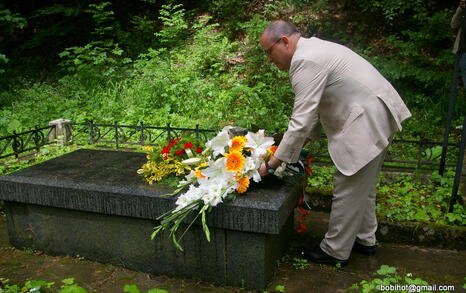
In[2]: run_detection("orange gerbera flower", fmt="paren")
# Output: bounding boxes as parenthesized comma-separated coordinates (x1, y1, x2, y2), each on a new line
(225, 151, 245, 172)
(236, 176, 250, 193)
(230, 136, 248, 152)
(268, 145, 278, 155)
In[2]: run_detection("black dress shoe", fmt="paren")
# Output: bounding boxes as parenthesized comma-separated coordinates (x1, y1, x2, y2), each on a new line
(352, 241, 377, 256)
(299, 247, 348, 267)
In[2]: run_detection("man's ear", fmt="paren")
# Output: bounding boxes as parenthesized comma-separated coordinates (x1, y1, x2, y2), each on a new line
(281, 36, 290, 47)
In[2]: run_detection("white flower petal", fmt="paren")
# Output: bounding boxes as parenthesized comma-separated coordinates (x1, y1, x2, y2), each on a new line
(181, 157, 201, 165)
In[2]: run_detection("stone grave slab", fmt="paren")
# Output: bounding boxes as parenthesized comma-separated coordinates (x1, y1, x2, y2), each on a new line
(0, 149, 301, 290)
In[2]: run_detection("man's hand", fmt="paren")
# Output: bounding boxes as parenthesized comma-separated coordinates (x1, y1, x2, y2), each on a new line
(259, 162, 269, 177)
(259, 155, 283, 178)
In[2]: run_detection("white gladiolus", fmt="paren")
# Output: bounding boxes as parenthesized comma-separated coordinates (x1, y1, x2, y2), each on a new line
(202, 158, 233, 180)
(245, 130, 274, 158)
(205, 130, 230, 157)
(181, 157, 201, 165)
(200, 180, 224, 207)
(174, 185, 202, 211)
(244, 156, 262, 183)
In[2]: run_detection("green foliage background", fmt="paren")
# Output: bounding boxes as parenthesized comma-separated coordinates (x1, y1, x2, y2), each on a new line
(0, 0, 464, 140)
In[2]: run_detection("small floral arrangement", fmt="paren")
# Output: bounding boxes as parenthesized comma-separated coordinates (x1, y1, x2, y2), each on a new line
(140, 126, 292, 250)
(137, 137, 205, 184)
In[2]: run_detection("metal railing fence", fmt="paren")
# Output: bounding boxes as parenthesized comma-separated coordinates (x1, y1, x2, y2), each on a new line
(0, 121, 464, 209)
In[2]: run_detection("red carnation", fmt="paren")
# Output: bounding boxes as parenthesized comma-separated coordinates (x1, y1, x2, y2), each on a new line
(196, 147, 203, 153)
(184, 142, 193, 149)
(161, 146, 171, 154)
(175, 149, 185, 156)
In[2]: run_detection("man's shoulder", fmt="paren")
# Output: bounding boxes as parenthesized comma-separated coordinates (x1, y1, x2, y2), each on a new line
(291, 37, 333, 67)
(294, 37, 340, 59)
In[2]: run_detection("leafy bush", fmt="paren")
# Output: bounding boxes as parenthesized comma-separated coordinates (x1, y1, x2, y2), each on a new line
(305, 165, 465, 226)
(0, 278, 169, 293)
(306, 165, 335, 191)
(0, 0, 462, 161)
(376, 170, 466, 226)
(58, 2, 131, 83)
(155, 3, 188, 48)
(348, 265, 448, 293)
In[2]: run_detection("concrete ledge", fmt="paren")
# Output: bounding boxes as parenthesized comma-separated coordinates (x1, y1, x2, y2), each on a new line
(0, 149, 301, 290)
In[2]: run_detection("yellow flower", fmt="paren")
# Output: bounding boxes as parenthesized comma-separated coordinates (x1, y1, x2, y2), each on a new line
(195, 169, 206, 179)
(142, 146, 154, 152)
(230, 136, 248, 152)
(236, 176, 250, 193)
(225, 151, 245, 172)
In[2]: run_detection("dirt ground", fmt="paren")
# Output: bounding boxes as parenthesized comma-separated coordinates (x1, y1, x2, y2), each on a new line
(1, 211, 465, 293)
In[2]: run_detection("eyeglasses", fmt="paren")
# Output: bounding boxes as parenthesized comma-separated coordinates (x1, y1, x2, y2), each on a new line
(264, 37, 282, 55)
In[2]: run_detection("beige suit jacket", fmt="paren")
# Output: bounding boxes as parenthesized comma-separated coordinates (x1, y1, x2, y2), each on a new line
(274, 37, 411, 176)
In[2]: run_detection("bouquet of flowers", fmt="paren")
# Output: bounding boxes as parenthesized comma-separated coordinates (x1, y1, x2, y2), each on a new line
(140, 126, 292, 251)
(137, 137, 205, 185)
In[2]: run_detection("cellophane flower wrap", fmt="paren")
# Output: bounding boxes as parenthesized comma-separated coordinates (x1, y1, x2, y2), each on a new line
(142, 126, 291, 251)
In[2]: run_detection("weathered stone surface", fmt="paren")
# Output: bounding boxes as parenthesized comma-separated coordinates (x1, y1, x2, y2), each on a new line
(0, 149, 298, 234)
(0, 149, 300, 290)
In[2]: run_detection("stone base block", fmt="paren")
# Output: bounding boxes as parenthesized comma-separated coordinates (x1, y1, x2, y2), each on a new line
(5, 202, 292, 290)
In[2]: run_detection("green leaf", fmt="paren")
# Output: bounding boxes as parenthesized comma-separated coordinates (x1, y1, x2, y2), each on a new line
(376, 265, 396, 275)
(62, 278, 75, 285)
(151, 226, 163, 240)
(59, 285, 88, 293)
(25, 280, 54, 289)
(123, 284, 141, 293)
(7, 119, 20, 133)
(172, 232, 184, 252)
(201, 205, 211, 242)
(274, 285, 285, 292)
(147, 289, 169, 293)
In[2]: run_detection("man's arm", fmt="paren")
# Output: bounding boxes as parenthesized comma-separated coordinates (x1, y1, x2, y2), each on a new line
(273, 58, 328, 164)
(259, 59, 327, 177)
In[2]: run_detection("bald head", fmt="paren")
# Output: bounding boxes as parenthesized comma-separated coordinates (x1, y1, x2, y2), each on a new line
(263, 20, 300, 42)
(260, 20, 301, 71)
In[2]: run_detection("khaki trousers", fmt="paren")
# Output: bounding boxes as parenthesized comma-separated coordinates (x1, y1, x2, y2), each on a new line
(320, 145, 389, 260)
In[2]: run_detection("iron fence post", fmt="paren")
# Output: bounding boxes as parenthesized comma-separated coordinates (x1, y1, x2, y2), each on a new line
(140, 122, 145, 145)
(114, 121, 119, 148)
(88, 120, 97, 144)
(416, 136, 425, 173)
(449, 115, 466, 211)
(33, 125, 41, 153)
(440, 53, 461, 176)
(12, 131, 20, 159)
(195, 124, 200, 140)
(166, 123, 172, 141)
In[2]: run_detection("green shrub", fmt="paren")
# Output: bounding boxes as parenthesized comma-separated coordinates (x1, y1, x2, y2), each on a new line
(348, 265, 438, 293)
